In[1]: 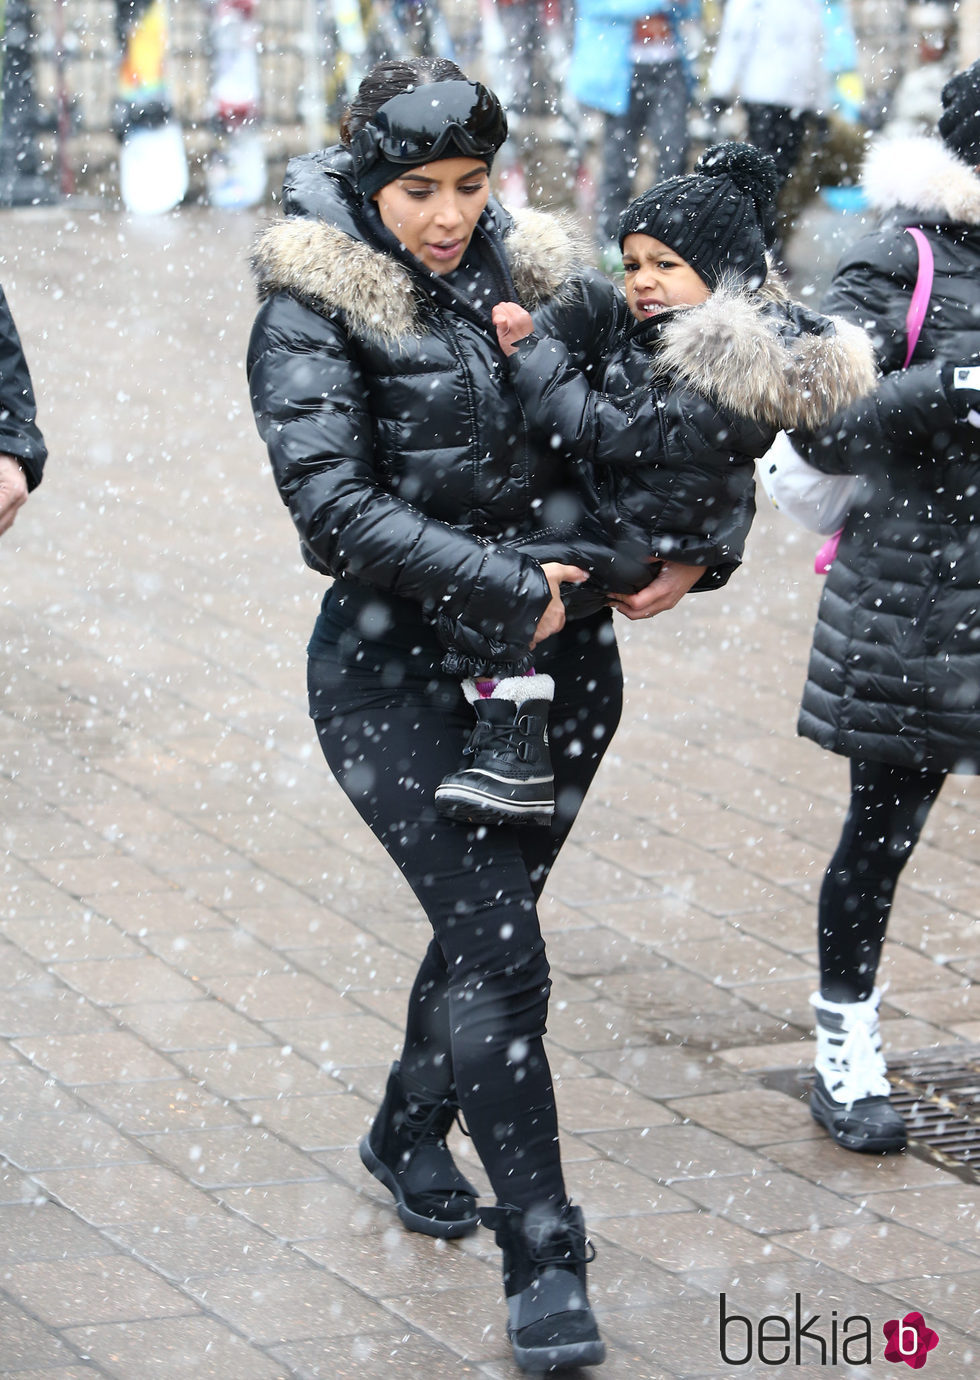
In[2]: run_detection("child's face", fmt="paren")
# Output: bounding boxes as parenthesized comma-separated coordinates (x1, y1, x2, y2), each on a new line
(622, 234, 711, 322)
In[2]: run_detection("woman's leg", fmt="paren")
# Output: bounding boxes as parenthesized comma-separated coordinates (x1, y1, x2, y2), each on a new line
(818, 758, 947, 1003)
(310, 614, 622, 1212)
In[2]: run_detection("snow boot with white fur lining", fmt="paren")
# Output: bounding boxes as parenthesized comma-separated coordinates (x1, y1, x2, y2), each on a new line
(435, 675, 555, 826)
(809, 989, 907, 1154)
(480, 1201, 605, 1372)
(358, 1063, 479, 1237)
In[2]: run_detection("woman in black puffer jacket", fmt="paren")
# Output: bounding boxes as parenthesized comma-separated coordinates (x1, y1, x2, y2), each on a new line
(247, 57, 625, 1372)
(791, 71, 980, 1158)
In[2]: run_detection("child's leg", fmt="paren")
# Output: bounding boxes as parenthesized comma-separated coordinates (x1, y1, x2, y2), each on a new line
(434, 670, 556, 826)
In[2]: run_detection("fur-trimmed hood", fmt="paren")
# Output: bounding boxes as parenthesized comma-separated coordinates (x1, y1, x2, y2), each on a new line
(251, 148, 592, 342)
(655, 279, 878, 432)
(862, 134, 980, 226)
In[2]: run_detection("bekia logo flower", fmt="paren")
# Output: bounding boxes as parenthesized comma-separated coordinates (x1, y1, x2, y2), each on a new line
(882, 1312, 939, 1368)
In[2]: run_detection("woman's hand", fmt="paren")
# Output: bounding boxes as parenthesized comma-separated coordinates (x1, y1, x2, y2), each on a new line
(532, 561, 588, 647)
(608, 561, 706, 620)
(493, 302, 535, 357)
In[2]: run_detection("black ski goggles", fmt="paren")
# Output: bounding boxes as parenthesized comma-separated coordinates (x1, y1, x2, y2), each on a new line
(351, 80, 508, 191)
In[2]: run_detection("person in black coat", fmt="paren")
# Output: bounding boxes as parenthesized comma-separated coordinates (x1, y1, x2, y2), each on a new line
(790, 61, 980, 1155)
(0, 283, 46, 538)
(247, 56, 622, 1372)
(434, 143, 877, 828)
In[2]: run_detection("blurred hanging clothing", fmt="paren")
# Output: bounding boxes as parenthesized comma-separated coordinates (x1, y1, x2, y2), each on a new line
(485, 0, 580, 208)
(569, 1, 702, 255)
(707, 0, 828, 190)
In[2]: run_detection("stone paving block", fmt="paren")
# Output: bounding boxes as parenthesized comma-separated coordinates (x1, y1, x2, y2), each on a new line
(860, 1184, 980, 1249)
(174, 1046, 330, 1102)
(676, 1171, 862, 1235)
(0, 1062, 88, 1116)
(34, 1164, 213, 1226)
(284, 942, 417, 996)
(728, 906, 822, 957)
(876, 1269, 980, 1333)
(0, 879, 86, 921)
(380, 1283, 508, 1366)
(54, 957, 208, 1008)
(200, 971, 353, 1023)
(0, 1200, 112, 1265)
(722, 976, 815, 1028)
(667, 1088, 823, 1148)
(116, 998, 276, 1053)
(584, 1124, 771, 1184)
(548, 996, 649, 1054)
(273, 1331, 491, 1379)
(0, 1111, 149, 1173)
(572, 1157, 695, 1219)
(75, 1078, 248, 1137)
(12, 1031, 179, 1086)
(556, 1075, 677, 1134)
(772, 1218, 980, 1281)
(0, 915, 142, 966)
(586, 1045, 750, 1099)
(0, 1296, 77, 1371)
(137, 1125, 323, 1189)
(139, 927, 290, 981)
(652, 931, 814, 988)
(4, 1254, 195, 1328)
(587, 895, 734, 947)
(185, 1262, 397, 1344)
(30, 855, 174, 899)
(216, 1178, 377, 1244)
(261, 1013, 402, 1071)
(594, 1208, 797, 1274)
(296, 1222, 497, 1298)
(247, 1091, 374, 1152)
(106, 1210, 298, 1281)
(91, 891, 231, 935)
(0, 986, 119, 1039)
(62, 1317, 288, 1379)
(886, 982, 980, 1024)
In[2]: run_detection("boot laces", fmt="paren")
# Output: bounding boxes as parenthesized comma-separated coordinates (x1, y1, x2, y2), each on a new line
(829, 1018, 890, 1103)
(525, 1214, 596, 1271)
(402, 1094, 465, 1146)
(463, 717, 533, 759)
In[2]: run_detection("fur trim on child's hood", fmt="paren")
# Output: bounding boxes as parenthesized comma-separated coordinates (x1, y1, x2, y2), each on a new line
(656, 275, 877, 432)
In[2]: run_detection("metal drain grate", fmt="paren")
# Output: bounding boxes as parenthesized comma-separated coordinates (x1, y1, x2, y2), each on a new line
(760, 1045, 980, 1182)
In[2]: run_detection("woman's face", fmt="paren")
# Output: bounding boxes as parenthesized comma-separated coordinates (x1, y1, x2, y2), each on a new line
(621, 234, 711, 321)
(374, 158, 491, 275)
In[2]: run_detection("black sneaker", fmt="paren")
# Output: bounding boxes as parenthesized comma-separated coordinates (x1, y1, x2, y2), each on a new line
(435, 693, 554, 826)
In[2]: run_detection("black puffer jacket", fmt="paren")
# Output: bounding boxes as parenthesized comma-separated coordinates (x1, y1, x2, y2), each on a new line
(796, 135, 980, 773)
(504, 278, 875, 606)
(247, 146, 621, 670)
(0, 284, 46, 489)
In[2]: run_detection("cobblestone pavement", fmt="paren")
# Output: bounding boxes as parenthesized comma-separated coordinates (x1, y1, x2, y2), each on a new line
(1, 205, 978, 1380)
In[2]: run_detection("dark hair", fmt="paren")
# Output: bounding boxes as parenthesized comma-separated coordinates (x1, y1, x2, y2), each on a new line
(340, 58, 470, 146)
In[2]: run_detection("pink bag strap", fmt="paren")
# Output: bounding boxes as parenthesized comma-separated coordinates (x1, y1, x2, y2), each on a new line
(903, 226, 935, 369)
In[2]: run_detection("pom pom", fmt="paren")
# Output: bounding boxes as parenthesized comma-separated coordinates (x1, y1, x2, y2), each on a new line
(695, 141, 780, 241)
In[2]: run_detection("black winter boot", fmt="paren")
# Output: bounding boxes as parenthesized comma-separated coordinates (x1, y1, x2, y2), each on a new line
(480, 1201, 606, 1372)
(435, 675, 555, 827)
(359, 1063, 479, 1237)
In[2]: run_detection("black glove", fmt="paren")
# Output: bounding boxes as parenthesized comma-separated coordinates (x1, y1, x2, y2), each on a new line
(942, 363, 980, 426)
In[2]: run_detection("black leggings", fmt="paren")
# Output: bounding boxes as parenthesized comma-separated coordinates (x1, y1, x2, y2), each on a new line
(818, 758, 946, 1003)
(309, 605, 623, 1213)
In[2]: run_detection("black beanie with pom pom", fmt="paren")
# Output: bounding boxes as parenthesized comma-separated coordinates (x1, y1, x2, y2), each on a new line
(617, 142, 780, 290)
(938, 60, 980, 167)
